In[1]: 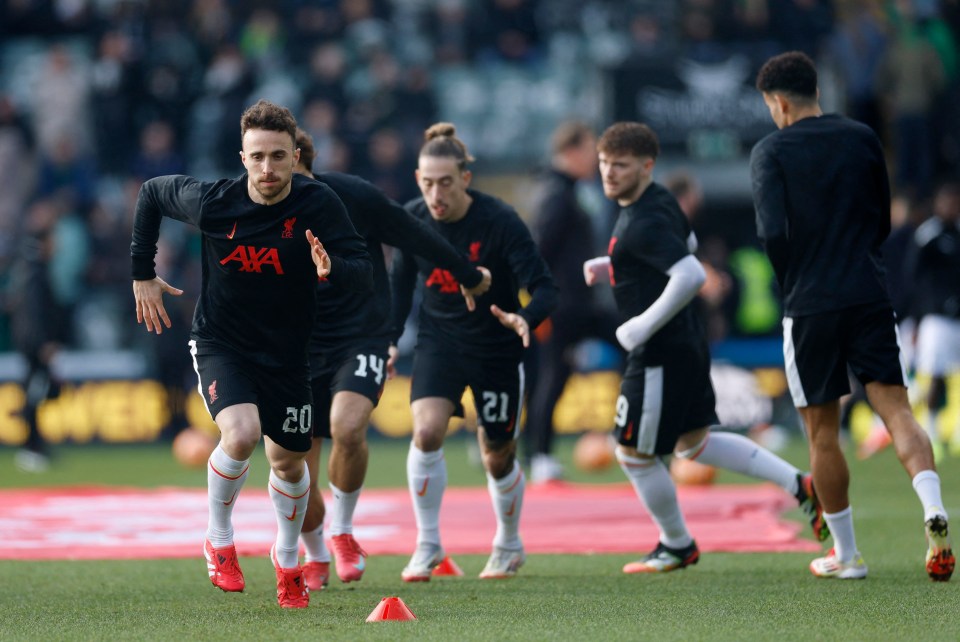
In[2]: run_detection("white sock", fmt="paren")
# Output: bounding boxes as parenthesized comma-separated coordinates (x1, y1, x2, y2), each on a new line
(912, 470, 948, 522)
(301, 524, 330, 563)
(269, 464, 310, 569)
(486, 460, 524, 550)
(824, 506, 858, 563)
(328, 483, 361, 536)
(617, 450, 692, 549)
(206, 445, 250, 548)
(683, 431, 800, 494)
(407, 443, 446, 546)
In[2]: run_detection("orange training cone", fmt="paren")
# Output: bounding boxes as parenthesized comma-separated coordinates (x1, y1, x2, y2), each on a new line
(366, 597, 417, 622)
(431, 556, 464, 577)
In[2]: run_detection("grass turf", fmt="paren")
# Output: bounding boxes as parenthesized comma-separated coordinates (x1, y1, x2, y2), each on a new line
(1, 435, 957, 641)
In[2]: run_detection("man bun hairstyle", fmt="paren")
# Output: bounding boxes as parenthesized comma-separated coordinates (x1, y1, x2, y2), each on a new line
(755, 51, 818, 100)
(597, 122, 659, 160)
(240, 99, 298, 146)
(295, 128, 316, 171)
(420, 122, 475, 169)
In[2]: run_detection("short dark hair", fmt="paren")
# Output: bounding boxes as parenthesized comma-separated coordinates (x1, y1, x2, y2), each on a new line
(295, 128, 316, 171)
(597, 122, 659, 159)
(755, 51, 818, 100)
(240, 99, 298, 146)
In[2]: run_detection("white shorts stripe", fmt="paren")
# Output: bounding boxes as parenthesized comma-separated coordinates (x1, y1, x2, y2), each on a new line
(782, 317, 808, 408)
(188, 340, 211, 416)
(637, 366, 663, 455)
(513, 362, 525, 441)
(892, 319, 910, 384)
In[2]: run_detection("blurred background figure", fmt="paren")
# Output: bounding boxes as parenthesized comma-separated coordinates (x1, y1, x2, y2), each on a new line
(908, 180, 960, 460)
(8, 199, 66, 472)
(524, 121, 618, 483)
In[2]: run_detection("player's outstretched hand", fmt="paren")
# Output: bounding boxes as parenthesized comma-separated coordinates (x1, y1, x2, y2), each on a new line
(132, 276, 183, 335)
(386, 344, 399, 379)
(460, 266, 492, 312)
(583, 256, 611, 286)
(490, 304, 530, 347)
(306, 229, 331, 278)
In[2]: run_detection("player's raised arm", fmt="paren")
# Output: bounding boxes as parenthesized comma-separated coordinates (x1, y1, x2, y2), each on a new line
(130, 176, 201, 333)
(310, 184, 373, 291)
(614, 254, 705, 352)
(501, 213, 559, 335)
(369, 191, 490, 310)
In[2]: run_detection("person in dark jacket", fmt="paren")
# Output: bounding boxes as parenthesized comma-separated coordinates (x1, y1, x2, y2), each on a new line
(9, 199, 64, 473)
(525, 121, 618, 483)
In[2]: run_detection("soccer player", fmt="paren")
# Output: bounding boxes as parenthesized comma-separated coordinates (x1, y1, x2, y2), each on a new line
(389, 122, 558, 581)
(525, 121, 619, 484)
(908, 181, 960, 460)
(583, 121, 827, 574)
(131, 100, 373, 607)
(291, 129, 491, 590)
(751, 51, 953, 581)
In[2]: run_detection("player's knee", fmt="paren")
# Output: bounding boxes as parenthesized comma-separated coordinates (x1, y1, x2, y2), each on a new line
(614, 445, 654, 466)
(674, 428, 710, 459)
(330, 420, 367, 449)
(482, 442, 515, 478)
(412, 425, 445, 452)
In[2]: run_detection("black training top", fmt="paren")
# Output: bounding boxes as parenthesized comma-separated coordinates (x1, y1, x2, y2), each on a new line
(309, 171, 482, 358)
(751, 114, 891, 317)
(391, 189, 558, 360)
(530, 168, 598, 313)
(131, 173, 372, 369)
(908, 217, 960, 319)
(608, 181, 703, 357)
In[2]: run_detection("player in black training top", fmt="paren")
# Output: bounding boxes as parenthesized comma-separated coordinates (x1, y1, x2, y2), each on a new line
(131, 100, 372, 608)
(389, 122, 557, 582)
(584, 121, 824, 575)
(291, 129, 491, 590)
(907, 181, 960, 460)
(751, 51, 953, 581)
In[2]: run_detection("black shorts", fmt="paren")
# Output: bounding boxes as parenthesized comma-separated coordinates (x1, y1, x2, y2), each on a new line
(189, 340, 313, 452)
(310, 339, 389, 439)
(410, 344, 524, 442)
(614, 341, 718, 456)
(783, 301, 907, 407)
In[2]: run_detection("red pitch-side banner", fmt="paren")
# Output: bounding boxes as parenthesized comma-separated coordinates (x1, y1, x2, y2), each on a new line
(0, 483, 819, 560)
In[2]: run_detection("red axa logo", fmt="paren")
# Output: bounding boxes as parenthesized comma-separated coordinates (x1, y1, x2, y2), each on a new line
(220, 245, 285, 274)
(282, 217, 296, 239)
(208, 380, 218, 405)
(468, 241, 481, 262)
(425, 268, 460, 293)
(607, 237, 618, 285)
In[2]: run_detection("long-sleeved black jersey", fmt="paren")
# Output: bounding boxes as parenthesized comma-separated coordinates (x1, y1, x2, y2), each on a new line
(608, 182, 704, 358)
(391, 189, 558, 360)
(750, 114, 891, 317)
(309, 171, 482, 359)
(131, 173, 372, 369)
(908, 216, 960, 319)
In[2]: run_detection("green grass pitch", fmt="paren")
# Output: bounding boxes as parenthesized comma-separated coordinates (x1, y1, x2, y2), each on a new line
(1, 435, 957, 641)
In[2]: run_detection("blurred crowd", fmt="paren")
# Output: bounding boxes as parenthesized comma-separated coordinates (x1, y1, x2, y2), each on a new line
(0, 0, 958, 361)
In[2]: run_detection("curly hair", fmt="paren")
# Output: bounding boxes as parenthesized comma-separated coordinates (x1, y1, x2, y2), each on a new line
(597, 122, 659, 159)
(755, 51, 818, 100)
(240, 99, 298, 146)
